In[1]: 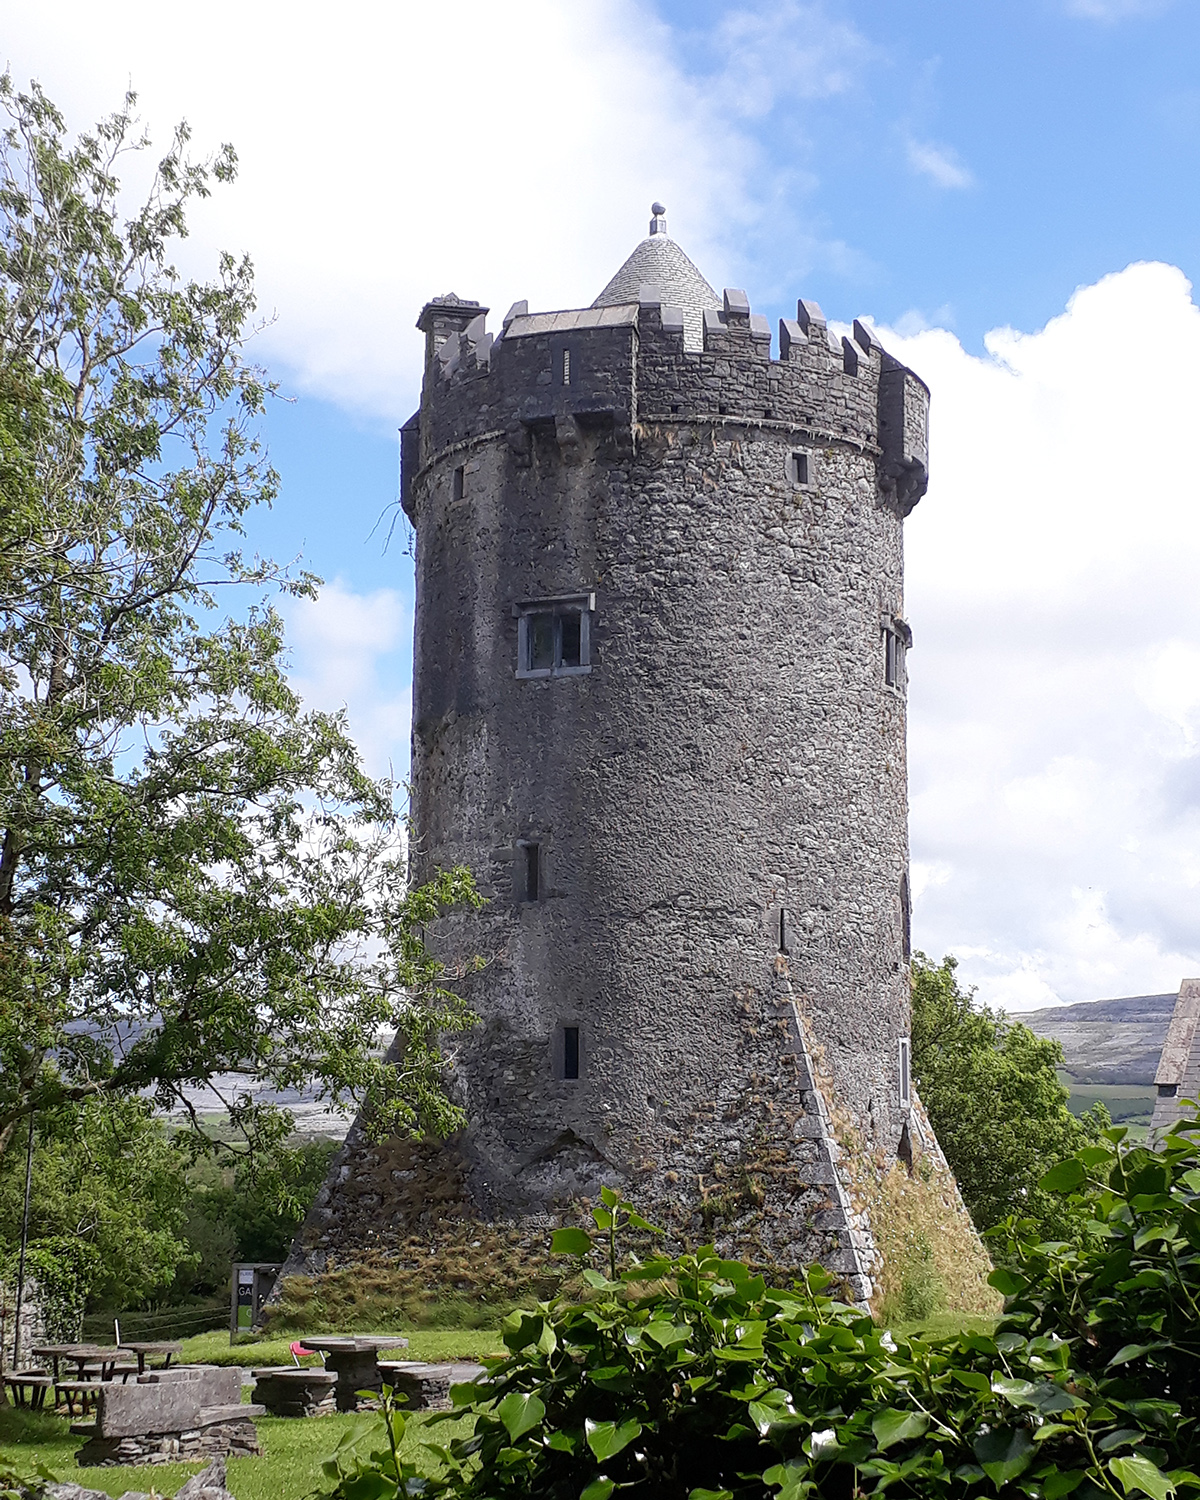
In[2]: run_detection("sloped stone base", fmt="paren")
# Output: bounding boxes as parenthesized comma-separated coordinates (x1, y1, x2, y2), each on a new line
(277, 974, 986, 1317)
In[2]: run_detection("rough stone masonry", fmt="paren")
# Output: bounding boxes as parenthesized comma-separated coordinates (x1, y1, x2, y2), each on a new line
(283, 206, 986, 1307)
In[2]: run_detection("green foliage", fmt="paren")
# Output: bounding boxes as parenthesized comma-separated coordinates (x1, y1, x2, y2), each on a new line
(994, 1114, 1200, 1418)
(0, 1097, 192, 1307)
(2, 1235, 99, 1340)
(318, 1386, 433, 1500)
(911, 952, 1109, 1237)
(173, 1138, 339, 1296)
(314, 1126, 1200, 1500)
(0, 1455, 59, 1500)
(0, 76, 482, 1169)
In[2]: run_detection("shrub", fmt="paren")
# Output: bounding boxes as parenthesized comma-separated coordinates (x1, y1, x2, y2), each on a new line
(317, 1141, 1200, 1500)
(994, 1113, 1200, 1432)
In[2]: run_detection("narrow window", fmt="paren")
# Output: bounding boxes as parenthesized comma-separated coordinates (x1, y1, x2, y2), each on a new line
(560, 611, 582, 668)
(563, 1025, 580, 1080)
(778, 908, 788, 955)
(900, 872, 911, 961)
(452, 466, 464, 501)
(884, 629, 902, 687)
(792, 452, 809, 486)
(521, 842, 540, 902)
(898, 1037, 911, 1110)
(562, 348, 571, 386)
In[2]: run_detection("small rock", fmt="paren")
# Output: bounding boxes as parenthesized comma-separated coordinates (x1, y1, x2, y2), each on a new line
(47, 1485, 111, 1500)
(173, 1457, 235, 1500)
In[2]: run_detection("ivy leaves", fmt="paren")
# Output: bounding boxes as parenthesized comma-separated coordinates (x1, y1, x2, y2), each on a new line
(353, 1229, 1200, 1500)
(314, 1116, 1200, 1500)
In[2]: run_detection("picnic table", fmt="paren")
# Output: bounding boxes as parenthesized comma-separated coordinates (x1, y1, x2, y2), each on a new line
(23, 1344, 137, 1417)
(118, 1339, 182, 1376)
(297, 1335, 410, 1411)
(29, 1344, 136, 1384)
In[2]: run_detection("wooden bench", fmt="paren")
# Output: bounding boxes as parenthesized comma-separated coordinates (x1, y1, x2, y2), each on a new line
(3, 1371, 53, 1410)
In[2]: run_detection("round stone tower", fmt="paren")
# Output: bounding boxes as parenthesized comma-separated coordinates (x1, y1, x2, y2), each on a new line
(289, 209, 983, 1306)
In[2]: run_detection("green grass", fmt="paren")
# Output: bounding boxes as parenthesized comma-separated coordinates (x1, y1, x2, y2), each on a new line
(1062, 1078, 1155, 1123)
(177, 1326, 502, 1369)
(0, 1398, 471, 1500)
(892, 1310, 1000, 1339)
(0, 1324, 497, 1499)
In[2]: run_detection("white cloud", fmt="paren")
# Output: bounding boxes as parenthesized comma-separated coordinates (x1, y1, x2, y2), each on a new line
(2, 0, 751, 424)
(891, 305, 957, 337)
(905, 138, 974, 190)
(286, 581, 411, 779)
(2, 0, 884, 422)
(1064, 0, 1173, 20)
(706, 2, 874, 118)
(875, 262, 1200, 1008)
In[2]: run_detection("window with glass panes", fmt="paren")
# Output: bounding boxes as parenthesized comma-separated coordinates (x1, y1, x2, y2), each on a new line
(515, 594, 593, 678)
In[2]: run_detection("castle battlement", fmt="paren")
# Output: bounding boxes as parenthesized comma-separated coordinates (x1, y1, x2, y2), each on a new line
(404, 279, 929, 523)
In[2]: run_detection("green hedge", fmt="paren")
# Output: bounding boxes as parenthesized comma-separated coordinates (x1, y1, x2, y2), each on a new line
(317, 1119, 1200, 1500)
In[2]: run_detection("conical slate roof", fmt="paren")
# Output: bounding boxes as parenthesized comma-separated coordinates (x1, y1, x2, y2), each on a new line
(593, 206, 718, 352)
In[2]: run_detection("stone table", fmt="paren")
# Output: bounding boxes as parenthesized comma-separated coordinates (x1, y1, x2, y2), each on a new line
(297, 1336, 410, 1412)
(118, 1340, 182, 1375)
(377, 1360, 486, 1412)
(251, 1366, 339, 1417)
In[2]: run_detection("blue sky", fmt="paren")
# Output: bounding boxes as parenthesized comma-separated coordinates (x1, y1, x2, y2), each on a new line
(259, 0, 1200, 582)
(8, 0, 1200, 1008)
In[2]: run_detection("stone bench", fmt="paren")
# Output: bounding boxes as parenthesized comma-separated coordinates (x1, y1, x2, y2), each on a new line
(251, 1366, 339, 1417)
(376, 1360, 486, 1412)
(71, 1365, 263, 1466)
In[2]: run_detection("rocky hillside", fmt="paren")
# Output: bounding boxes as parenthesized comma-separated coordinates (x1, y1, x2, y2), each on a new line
(1021, 993, 1176, 1085)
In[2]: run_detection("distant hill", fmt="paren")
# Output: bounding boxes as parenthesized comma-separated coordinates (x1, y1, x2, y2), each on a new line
(1021, 993, 1177, 1085)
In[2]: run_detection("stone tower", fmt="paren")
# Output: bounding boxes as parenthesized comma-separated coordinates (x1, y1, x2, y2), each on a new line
(286, 208, 986, 1308)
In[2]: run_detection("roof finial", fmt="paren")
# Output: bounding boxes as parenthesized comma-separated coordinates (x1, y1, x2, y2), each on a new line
(649, 202, 668, 237)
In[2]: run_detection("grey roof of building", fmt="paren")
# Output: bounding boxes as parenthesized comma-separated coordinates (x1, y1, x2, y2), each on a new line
(592, 234, 719, 352)
(504, 305, 639, 339)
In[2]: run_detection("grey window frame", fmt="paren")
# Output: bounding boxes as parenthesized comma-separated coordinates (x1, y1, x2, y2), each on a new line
(898, 1036, 912, 1110)
(790, 449, 813, 488)
(882, 614, 912, 692)
(514, 592, 595, 679)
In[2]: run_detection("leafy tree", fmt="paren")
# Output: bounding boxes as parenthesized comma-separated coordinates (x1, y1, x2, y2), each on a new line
(172, 1137, 339, 1297)
(910, 953, 1107, 1238)
(0, 1098, 190, 1308)
(0, 77, 480, 1166)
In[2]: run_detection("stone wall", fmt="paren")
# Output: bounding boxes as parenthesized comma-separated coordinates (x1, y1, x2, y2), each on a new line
(76, 1418, 260, 1467)
(0, 1277, 47, 1369)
